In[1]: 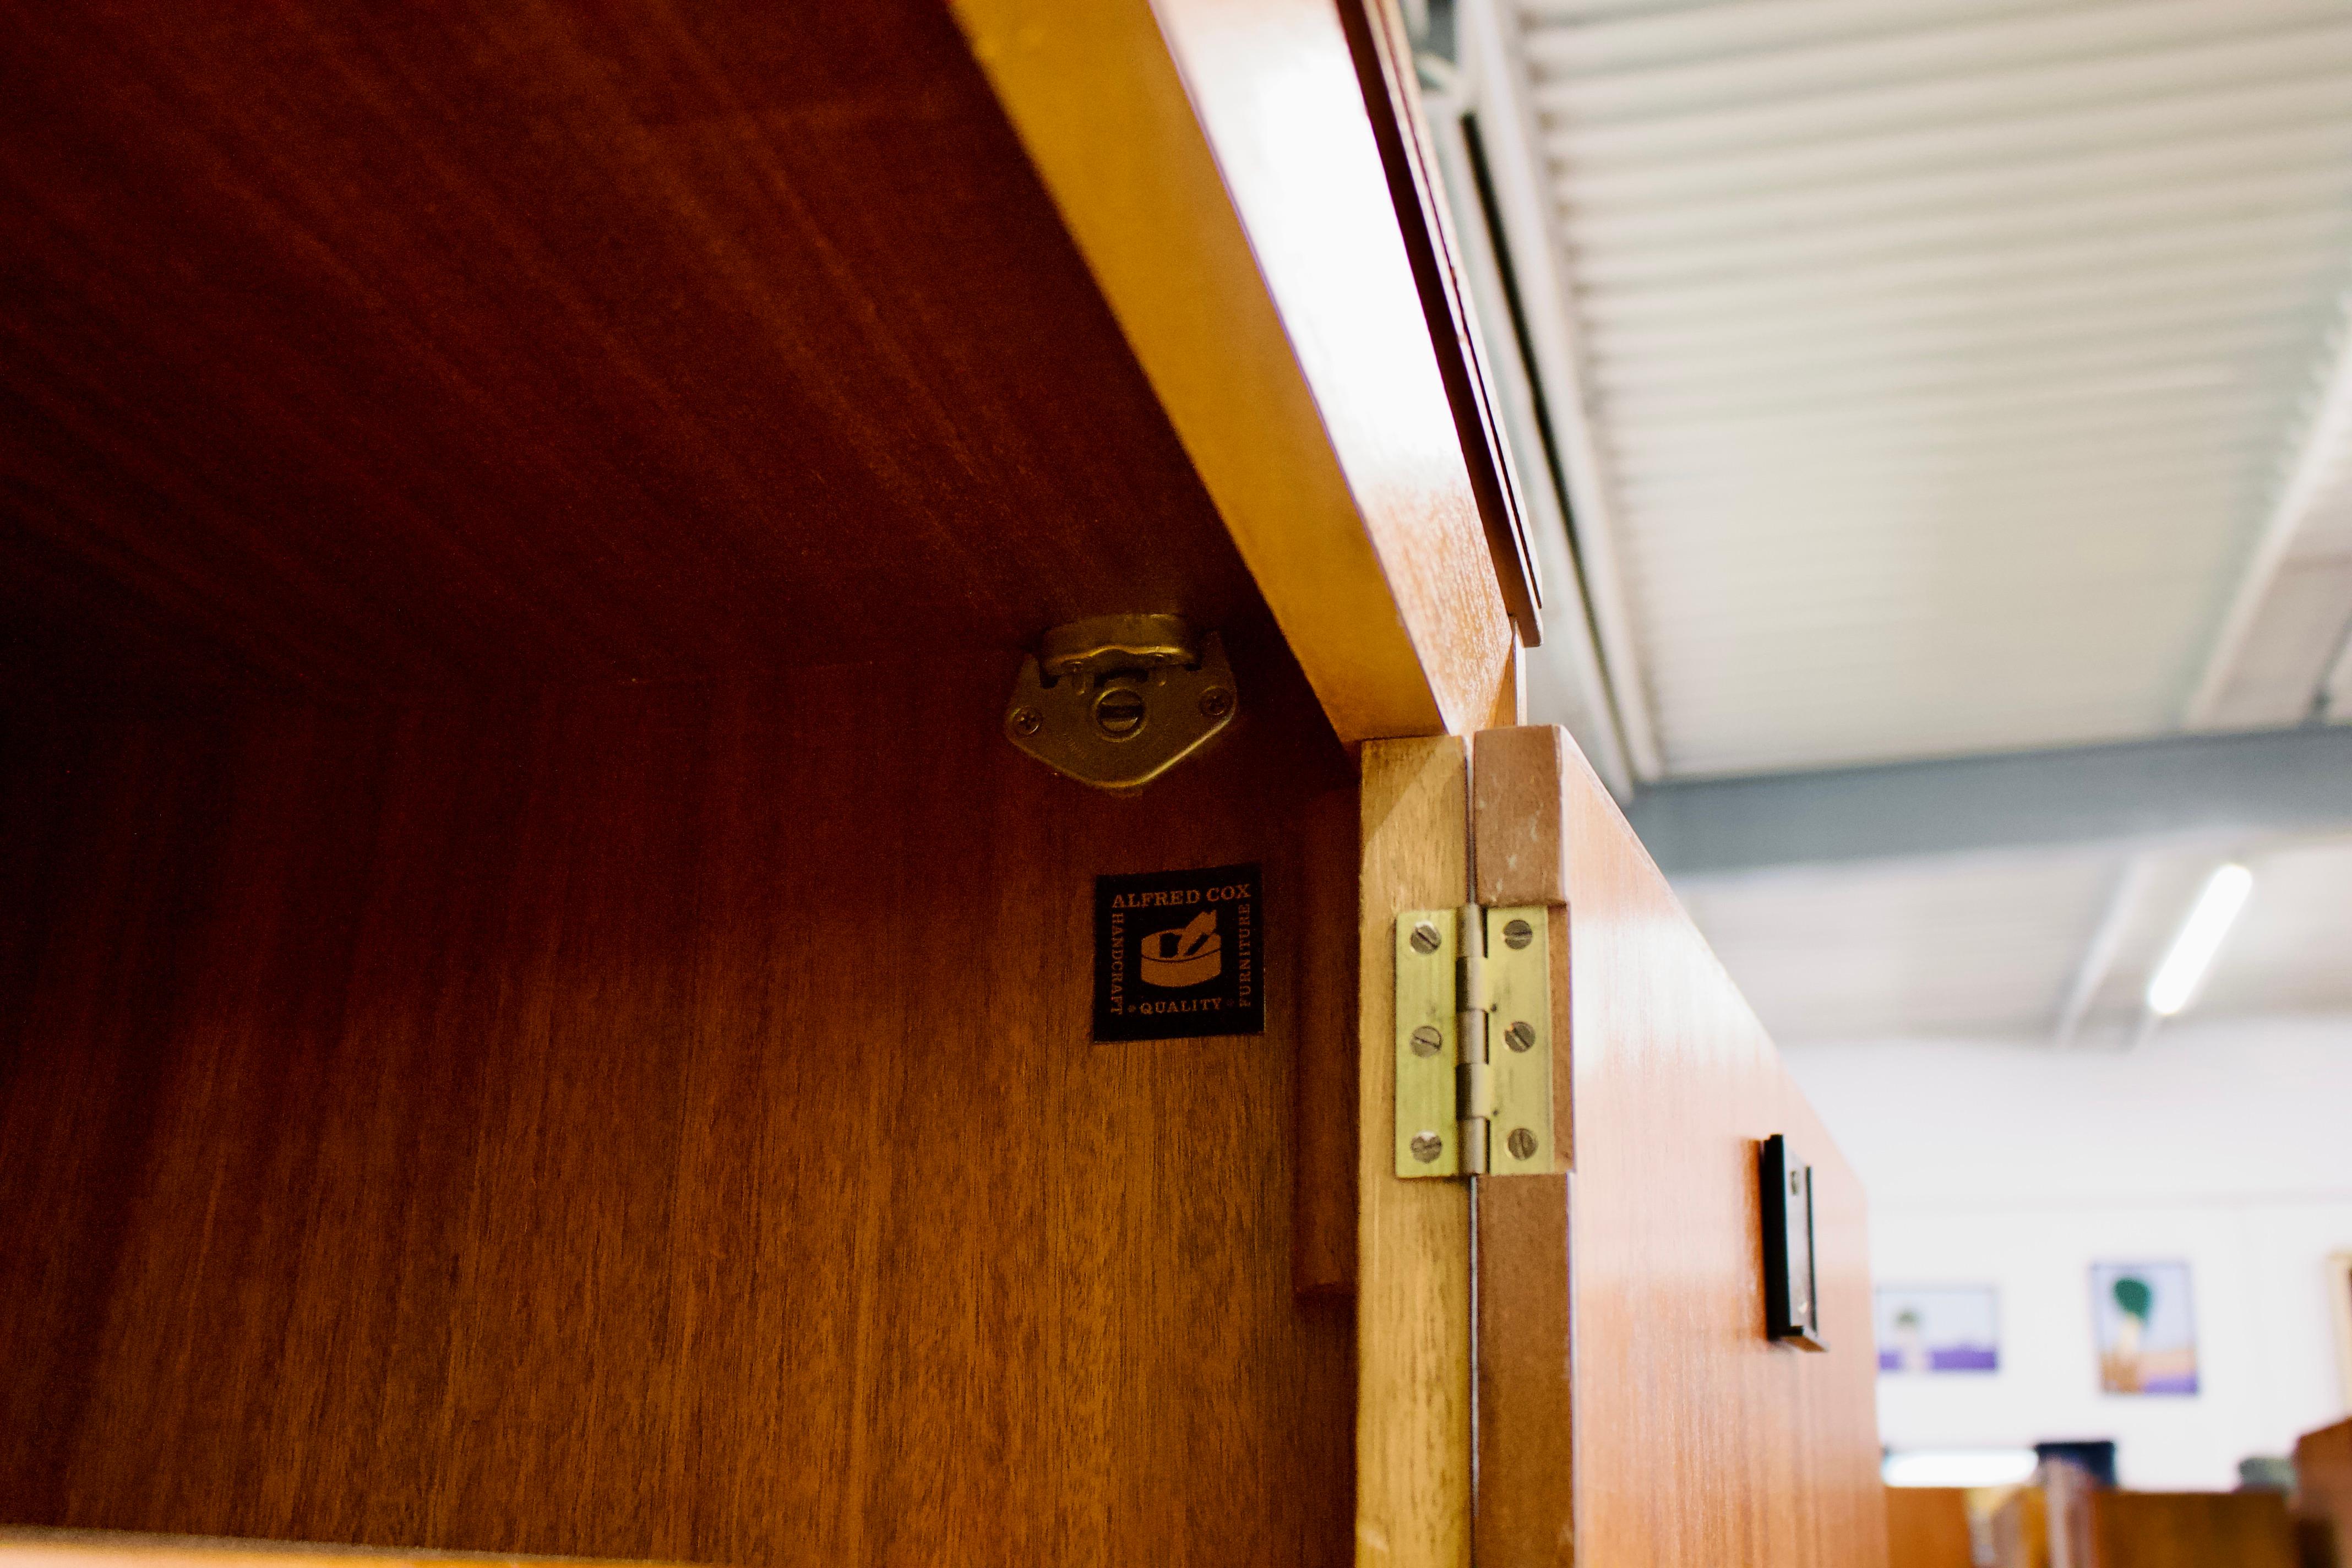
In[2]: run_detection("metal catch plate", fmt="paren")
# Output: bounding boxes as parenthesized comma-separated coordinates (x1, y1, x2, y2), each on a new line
(1003, 616, 1237, 793)
(1394, 910, 1458, 1177)
(1484, 906, 1554, 1175)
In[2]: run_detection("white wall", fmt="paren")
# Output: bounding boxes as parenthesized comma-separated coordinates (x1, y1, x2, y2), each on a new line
(1785, 1015, 2352, 1490)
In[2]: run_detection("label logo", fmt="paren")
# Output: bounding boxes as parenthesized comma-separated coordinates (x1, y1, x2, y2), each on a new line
(1093, 863, 1262, 1042)
(1140, 911, 1221, 987)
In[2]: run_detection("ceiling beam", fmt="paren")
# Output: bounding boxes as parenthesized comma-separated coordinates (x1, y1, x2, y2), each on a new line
(1629, 726, 2352, 878)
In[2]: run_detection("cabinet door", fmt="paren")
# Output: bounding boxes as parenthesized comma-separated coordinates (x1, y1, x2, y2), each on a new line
(1471, 727, 1885, 1568)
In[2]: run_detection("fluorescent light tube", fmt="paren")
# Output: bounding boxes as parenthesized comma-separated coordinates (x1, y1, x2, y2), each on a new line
(2144, 863, 2253, 1017)
(1883, 1449, 2039, 1488)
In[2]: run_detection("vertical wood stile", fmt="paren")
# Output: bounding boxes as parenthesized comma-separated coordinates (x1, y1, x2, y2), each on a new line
(1470, 726, 1577, 1568)
(1358, 738, 1474, 1568)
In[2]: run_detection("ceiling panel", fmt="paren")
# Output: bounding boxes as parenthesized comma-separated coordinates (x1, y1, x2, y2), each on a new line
(1517, 0, 2352, 777)
(1677, 852, 2119, 1043)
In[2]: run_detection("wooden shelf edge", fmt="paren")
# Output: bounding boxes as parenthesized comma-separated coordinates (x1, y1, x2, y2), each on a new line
(0, 1531, 705, 1568)
(949, 0, 1514, 747)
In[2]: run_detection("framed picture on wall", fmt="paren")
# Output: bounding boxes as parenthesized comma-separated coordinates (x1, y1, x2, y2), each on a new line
(2330, 1251, 2352, 1406)
(1875, 1286, 1999, 1374)
(2090, 1261, 2199, 1396)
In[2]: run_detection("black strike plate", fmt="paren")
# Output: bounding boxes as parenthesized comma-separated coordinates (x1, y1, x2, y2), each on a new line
(1760, 1134, 1827, 1352)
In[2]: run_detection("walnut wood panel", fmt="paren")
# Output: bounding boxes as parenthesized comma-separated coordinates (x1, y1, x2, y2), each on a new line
(0, 0, 1261, 696)
(0, 646, 1354, 1565)
(951, 0, 1515, 743)
(2088, 1493, 2296, 1568)
(1470, 726, 1885, 1568)
(1885, 1490, 1973, 1568)
(1357, 738, 1473, 1568)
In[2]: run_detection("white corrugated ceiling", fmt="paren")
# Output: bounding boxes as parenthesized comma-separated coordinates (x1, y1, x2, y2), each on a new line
(1516, 0, 2352, 778)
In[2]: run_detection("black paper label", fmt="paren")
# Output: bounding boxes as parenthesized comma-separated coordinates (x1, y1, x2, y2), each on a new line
(1093, 863, 1263, 1042)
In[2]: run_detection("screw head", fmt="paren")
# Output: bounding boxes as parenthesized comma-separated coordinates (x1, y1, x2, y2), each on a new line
(1410, 1024, 1442, 1058)
(1092, 687, 1147, 738)
(1009, 706, 1042, 737)
(1199, 687, 1234, 720)
(1506, 1127, 1538, 1161)
(1409, 1131, 1444, 1164)
(1409, 922, 1442, 954)
(1505, 1020, 1536, 1053)
(1503, 918, 1534, 950)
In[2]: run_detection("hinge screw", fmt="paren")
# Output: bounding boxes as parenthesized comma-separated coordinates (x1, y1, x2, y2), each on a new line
(1409, 1131, 1444, 1163)
(1010, 706, 1042, 737)
(1199, 687, 1233, 720)
(1506, 1128, 1538, 1160)
(1502, 918, 1534, 950)
(1409, 922, 1442, 954)
(1505, 1020, 1536, 1053)
(1410, 1025, 1442, 1057)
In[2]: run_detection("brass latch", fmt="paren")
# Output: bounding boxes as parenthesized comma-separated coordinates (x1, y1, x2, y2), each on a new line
(1395, 905, 1554, 1178)
(1003, 615, 1237, 793)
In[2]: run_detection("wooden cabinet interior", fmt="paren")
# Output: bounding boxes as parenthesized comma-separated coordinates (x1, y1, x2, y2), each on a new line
(0, 657, 1358, 1562)
(0, 0, 1371, 1558)
(0, 0, 1260, 699)
(2087, 1492, 2298, 1568)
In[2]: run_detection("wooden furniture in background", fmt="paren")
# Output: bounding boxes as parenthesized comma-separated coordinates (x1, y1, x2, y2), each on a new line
(2089, 1493, 2297, 1568)
(1886, 1489, 1975, 1568)
(2296, 1418, 2352, 1568)
(1992, 1488, 2052, 1568)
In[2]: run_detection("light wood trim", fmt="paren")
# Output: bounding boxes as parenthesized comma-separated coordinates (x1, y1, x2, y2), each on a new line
(0, 1532, 680, 1568)
(1357, 738, 1473, 1568)
(948, 0, 1514, 744)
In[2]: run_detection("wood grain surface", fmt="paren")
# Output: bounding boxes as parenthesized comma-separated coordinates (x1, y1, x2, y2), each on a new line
(1356, 739, 1472, 1568)
(1295, 786, 1364, 1297)
(1885, 1490, 1973, 1568)
(0, 0, 1262, 698)
(2089, 1492, 2296, 1568)
(1471, 726, 1885, 1568)
(1467, 727, 1576, 1568)
(0, 1528, 690, 1568)
(0, 648, 1355, 1565)
(951, 0, 1515, 743)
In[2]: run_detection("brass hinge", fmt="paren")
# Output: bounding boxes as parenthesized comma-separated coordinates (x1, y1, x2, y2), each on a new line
(1395, 905, 1554, 1178)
